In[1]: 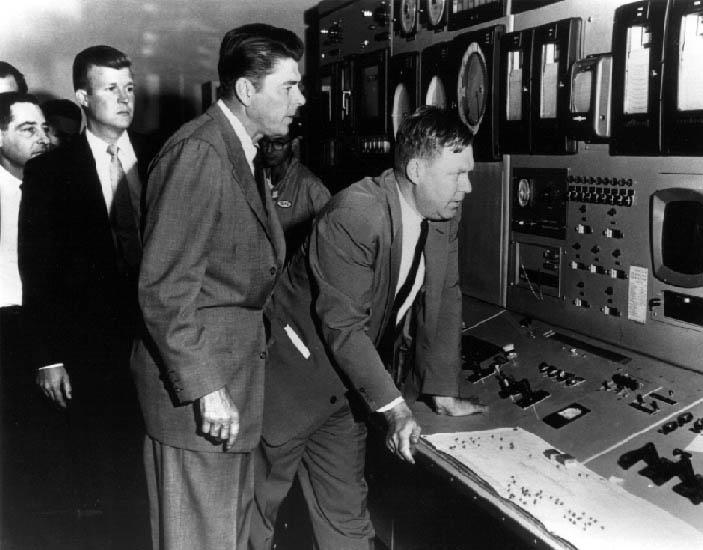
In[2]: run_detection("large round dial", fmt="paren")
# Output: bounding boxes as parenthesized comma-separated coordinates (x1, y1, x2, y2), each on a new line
(425, 0, 446, 27)
(400, 0, 418, 35)
(457, 42, 488, 134)
(425, 75, 447, 109)
(517, 178, 532, 208)
(392, 83, 412, 137)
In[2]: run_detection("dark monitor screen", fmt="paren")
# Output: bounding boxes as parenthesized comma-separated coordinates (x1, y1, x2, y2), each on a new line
(662, 201, 703, 275)
(652, 188, 703, 288)
(361, 64, 380, 118)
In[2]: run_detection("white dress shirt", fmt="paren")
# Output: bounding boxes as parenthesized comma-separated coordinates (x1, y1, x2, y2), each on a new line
(0, 164, 22, 306)
(377, 185, 427, 413)
(85, 129, 138, 212)
(217, 99, 257, 175)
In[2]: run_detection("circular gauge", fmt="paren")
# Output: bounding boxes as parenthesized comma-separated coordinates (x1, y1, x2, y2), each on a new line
(425, 0, 446, 27)
(392, 83, 411, 137)
(517, 178, 532, 208)
(457, 42, 488, 134)
(400, 0, 418, 35)
(425, 75, 447, 109)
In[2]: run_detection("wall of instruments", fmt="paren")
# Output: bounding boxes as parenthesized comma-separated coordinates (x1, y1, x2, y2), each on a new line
(308, 0, 703, 546)
(310, 0, 703, 375)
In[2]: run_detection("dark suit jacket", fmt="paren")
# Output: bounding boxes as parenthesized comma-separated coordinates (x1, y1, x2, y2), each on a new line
(18, 131, 153, 375)
(263, 168, 463, 445)
(131, 104, 286, 453)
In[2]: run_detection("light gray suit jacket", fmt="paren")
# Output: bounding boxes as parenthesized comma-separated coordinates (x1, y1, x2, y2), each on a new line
(132, 104, 286, 452)
(263, 168, 463, 445)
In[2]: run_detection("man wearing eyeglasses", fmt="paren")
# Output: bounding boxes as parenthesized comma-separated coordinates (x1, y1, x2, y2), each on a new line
(256, 133, 330, 261)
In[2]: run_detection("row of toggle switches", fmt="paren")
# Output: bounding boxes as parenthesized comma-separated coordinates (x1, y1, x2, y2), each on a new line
(568, 186, 635, 206)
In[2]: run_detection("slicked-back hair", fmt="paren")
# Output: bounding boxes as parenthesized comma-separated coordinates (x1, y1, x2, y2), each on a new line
(0, 92, 40, 130)
(72, 45, 131, 91)
(218, 23, 304, 99)
(394, 106, 474, 174)
(0, 62, 28, 94)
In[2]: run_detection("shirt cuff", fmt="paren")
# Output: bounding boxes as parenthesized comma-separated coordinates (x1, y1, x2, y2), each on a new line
(38, 363, 63, 370)
(376, 396, 405, 413)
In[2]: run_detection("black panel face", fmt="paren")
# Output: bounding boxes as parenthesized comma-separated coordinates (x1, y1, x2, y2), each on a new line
(452, 25, 504, 161)
(511, 0, 565, 13)
(318, 63, 339, 137)
(389, 52, 419, 138)
(530, 17, 581, 155)
(661, 0, 703, 155)
(664, 291, 703, 327)
(420, 41, 457, 111)
(610, 1, 668, 156)
(499, 29, 533, 154)
(449, 0, 504, 31)
(512, 168, 568, 239)
(355, 50, 388, 134)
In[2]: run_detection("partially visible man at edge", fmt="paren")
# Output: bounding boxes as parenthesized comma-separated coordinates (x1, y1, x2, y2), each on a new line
(132, 24, 305, 550)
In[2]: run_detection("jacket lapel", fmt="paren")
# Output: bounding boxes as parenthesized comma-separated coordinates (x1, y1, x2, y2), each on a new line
(376, 169, 404, 335)
(208, 105, 285, 266)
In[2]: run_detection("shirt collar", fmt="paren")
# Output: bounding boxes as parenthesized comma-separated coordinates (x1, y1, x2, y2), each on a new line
(0, 163, 20, 185)
(217, 99, 257, 174)
(396, 181, 424, 229)
(85, 128, 134, 162)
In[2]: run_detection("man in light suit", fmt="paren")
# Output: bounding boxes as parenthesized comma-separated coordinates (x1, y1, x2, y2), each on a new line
(19, 46, 150, 522)
(251, 106, 486, 550)
(132, 24, 305, 550)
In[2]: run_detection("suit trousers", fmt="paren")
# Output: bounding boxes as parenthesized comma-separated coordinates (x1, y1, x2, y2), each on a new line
(250, 403, 374, 550)
(144, 436, 255, 550)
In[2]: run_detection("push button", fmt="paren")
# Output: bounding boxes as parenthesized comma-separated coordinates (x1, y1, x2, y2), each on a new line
(330, 395, 338, 404)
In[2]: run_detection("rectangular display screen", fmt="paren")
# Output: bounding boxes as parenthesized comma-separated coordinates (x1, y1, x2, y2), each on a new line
(507, 50, 523, 120)
(623, 25, 650, 114)
(663, 201, 703, 275)
(571, 69, 592, 113)
(678, 13, 703, 111)
(320, 75, 332, 124)
(540, 42, 559, 118)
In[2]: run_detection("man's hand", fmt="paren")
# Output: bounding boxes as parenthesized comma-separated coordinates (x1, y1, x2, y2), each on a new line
(36, 366, 72, 408)
(432, 395, 488, 416)
(383, 400, 421, 464)
(198, 388, 240, 450)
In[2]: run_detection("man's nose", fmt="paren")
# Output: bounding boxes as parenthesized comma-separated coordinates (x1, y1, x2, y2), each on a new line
(459, 173, 472, 194)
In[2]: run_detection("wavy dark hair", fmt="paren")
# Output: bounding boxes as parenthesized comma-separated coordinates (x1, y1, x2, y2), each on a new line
(218, 23, 304, 99)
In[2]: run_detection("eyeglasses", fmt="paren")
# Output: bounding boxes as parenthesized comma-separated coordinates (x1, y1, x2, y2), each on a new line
(260, 139, 292, 152)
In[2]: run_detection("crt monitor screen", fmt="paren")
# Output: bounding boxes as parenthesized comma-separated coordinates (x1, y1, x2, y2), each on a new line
(662, 201, 703, 275)
(652, 188, 703, 288)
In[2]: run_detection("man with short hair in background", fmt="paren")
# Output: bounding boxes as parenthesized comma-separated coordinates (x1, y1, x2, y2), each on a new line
(0, 93, 49, 497)
(19, 45, 152, 530)
(0, 62, 28, 94)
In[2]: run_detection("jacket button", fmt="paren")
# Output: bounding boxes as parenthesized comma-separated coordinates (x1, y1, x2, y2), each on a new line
(359, 387, 366, 393)
(330, 395, 337, 404)
(259, 351, 267, 360)
(270, 266, 276, 276)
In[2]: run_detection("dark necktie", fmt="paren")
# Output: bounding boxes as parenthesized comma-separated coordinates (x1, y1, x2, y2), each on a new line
(392, 218, 429, 325)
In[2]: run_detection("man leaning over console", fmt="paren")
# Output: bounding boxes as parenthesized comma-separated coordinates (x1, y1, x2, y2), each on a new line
(251, 105, 487, 550)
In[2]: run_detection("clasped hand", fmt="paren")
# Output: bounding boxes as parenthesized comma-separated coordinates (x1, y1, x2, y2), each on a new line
(199, 387, 240, 450)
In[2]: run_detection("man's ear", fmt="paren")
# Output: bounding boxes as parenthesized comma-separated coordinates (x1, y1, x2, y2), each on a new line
(75, 89, 88, 108)
(234, 77, 255, 107)
(406, 157, 423, 184)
